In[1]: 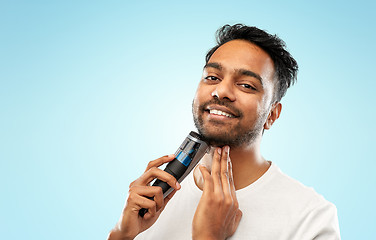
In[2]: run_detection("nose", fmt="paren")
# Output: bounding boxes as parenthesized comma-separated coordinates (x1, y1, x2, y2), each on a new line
(211, 78, 236, 102)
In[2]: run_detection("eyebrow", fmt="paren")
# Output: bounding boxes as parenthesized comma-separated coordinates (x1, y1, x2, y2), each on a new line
(204, 62, 263, 86)
(204, 62, 223, 70)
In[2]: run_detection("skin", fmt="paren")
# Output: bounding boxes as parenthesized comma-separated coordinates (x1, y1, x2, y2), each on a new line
(190, 40, 282, 239)
(108, 40, 282, 240)
(192, 146, 242, 240)
(107, 155, 180, 240)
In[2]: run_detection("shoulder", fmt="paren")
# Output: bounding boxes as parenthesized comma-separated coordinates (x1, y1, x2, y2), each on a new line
(268, 164, 340, 239)
(268, 163, 333, 208)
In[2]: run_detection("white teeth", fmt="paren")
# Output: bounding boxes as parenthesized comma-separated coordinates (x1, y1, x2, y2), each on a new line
(209, 109, 235, 118)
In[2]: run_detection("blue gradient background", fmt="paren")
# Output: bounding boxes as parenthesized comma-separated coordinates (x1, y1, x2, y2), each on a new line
(1, 1, 375, 239)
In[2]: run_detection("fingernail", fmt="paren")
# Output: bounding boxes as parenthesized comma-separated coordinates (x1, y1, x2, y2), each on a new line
(225, 146, 230, 153)
(176, 182, 181, 189)
(168, 154, 175, 158)
(217, 147, 222, 154)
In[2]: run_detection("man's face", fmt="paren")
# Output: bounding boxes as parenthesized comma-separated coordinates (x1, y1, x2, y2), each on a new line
(192, 40, 276, 147)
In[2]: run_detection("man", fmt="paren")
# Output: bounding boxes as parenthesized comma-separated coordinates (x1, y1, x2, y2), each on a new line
(108, 24, 340, 240)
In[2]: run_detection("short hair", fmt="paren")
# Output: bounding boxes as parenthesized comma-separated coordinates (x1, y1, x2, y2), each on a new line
(206, 24, 298, 102)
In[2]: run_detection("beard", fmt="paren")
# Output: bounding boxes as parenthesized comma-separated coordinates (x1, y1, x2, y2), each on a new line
(192, 98, 267, 147)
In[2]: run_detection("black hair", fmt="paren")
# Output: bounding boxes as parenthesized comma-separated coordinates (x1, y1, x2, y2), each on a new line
(206, 24, 298, 102)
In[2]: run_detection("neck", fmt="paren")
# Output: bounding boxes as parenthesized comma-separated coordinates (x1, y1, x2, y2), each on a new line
(229, 138, 270, 189)
(194, 137, 271, 190)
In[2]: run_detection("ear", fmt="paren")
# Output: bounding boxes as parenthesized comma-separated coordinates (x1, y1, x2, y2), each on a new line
(264, 102, 282, 130)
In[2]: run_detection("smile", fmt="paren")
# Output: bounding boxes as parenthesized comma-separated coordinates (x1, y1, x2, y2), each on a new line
(208, 109, 236, 118)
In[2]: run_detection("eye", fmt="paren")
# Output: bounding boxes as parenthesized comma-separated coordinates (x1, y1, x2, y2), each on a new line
(239, 83, 256, 91)
(203, 76, 221, 84)
(204, 76, 220, 81)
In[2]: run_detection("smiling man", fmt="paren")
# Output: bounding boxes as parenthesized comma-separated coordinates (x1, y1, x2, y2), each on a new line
(108, 24, 340, 240)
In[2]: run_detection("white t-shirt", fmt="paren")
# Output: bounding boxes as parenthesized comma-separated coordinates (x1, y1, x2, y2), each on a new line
(136, 162, 340, 240)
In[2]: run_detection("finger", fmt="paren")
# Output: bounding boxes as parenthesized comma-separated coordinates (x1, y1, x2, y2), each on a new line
(211, 147, 223, 193)
(228, 154, 236, 199)
(221, 146, 231, 196)
(128, 185, 164, 211)
(199, 165, 214, 194)
(143, 202, 158, 220)
(231, 209, 243, 236)
(152, 187, 164, 212)
(139, 167, 180, 190)
(120, 193, 157, 231)
(127, 192, 157, 214)
(129, 185, 163, 198)
(145, 154, 175, 172)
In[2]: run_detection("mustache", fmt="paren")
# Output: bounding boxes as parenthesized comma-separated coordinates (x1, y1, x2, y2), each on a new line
(199, 98, 242, 117)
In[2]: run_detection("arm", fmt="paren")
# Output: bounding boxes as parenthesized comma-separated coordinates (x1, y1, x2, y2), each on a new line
(107, 155, 181, 240)
(192, 146, 242, 240)
(295, 201, 340, 240)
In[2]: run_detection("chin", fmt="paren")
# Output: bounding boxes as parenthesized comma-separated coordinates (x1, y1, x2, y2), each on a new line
(193, 111, 256, 147)
(196, 122, 261, 148)
(197, 127, 237, 147)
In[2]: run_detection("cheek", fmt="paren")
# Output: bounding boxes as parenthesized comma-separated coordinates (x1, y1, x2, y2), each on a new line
(192, 88, 205, 113)
(238, 96, 265, 121)
(194, 84, 212, 105)
(192, 97, 199, 115)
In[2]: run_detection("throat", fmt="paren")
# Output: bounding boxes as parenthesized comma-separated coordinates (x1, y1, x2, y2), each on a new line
(232, 159, 271, 190)
(193, 148, 271, 191)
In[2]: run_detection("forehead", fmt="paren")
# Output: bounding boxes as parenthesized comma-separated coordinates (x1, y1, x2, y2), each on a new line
(208, 40, 275, 83)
